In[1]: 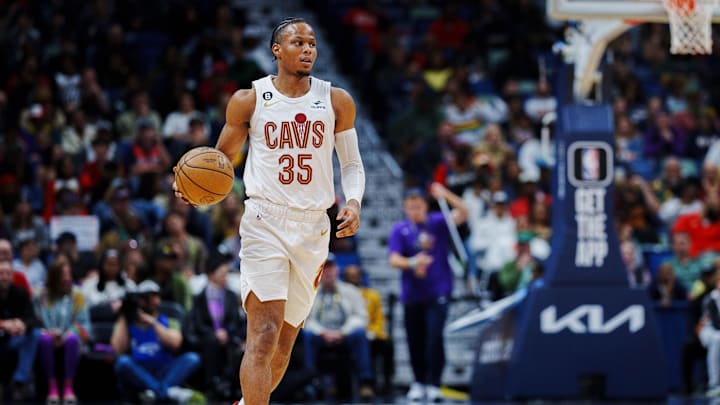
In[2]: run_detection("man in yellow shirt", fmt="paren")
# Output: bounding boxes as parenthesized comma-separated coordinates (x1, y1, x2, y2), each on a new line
(343, 264, 394, 396)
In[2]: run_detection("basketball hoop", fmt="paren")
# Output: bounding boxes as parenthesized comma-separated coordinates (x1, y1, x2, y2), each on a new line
(663, 0, 718, 54)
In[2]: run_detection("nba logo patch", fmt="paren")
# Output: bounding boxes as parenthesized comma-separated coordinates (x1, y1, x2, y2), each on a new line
(568, 141, 613, 187)
(581, 148, 600, 181)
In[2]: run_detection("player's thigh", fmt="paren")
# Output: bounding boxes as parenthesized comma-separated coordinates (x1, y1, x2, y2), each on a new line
(285, 215, 331, 327)
(239, 211, 292, 306)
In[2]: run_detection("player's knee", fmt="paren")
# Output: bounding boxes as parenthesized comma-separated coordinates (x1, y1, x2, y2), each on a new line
(250, 321, 281, 356)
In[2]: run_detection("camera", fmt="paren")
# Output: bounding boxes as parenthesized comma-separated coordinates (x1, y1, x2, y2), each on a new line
(120, 292, 149, 323)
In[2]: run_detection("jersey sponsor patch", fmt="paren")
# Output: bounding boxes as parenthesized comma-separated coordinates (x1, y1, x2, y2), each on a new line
(262, 91, 273, 100)
(310, 100, 326, 110)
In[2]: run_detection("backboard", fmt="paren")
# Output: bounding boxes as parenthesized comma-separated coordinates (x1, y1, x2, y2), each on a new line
(548, 0, 720, 22)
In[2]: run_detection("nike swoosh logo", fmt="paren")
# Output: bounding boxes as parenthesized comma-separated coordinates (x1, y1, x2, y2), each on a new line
(263, 100, 281, 107)
(320, 229, 328, 236)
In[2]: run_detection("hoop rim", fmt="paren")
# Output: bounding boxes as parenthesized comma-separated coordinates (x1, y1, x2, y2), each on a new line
(547, 0, 720, 23)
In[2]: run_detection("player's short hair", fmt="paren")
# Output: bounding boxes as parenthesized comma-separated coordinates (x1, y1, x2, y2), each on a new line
(270, 17, 308, 54)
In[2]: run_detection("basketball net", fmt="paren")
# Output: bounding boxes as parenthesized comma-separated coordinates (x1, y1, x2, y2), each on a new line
(663, 0, 718, 54)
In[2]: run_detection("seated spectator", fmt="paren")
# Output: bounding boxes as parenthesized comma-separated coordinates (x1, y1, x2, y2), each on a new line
(523, 80, 557, 123)
(443, 78, 507, 145)
(651, 157, 684, 203)
(303, 256, 375, 400)
(471, 124, 514, 173)
(659, 178, 703, 228)
(615, 114, 644, 168)
(115, 91, 162, 142)
(666, 231, 709, 291)
(648, 262, 688, 307)
(53, 231, 98, 283)
(158, 211, 207, 276)
(185, 250, 245, 399)
(13, 237, 47, 293)
(34, 259, 92, 405)
(673, 197, 720, 258)
(343, 264, 394, 396)
(0, 259, 40, 401)
(162, 92, 202, 144)
(6, 199, 51, 255)
(120, 118, 172, 180)
(111, 280, 200, 403)
(0, 238, 32, 297)
(616, 176, 661, 244)
(490, 232, 537, 298)
(81, 249, 135, 317)
(151, 241, 192, 311)
(621, 240, 651, 289)
(643, 111, 688, 159)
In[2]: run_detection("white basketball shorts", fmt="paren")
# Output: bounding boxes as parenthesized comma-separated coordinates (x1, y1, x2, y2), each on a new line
(239, 198, 330, 327)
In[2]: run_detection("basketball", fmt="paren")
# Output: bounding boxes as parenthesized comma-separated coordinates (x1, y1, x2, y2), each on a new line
(174, 147, 235, 206)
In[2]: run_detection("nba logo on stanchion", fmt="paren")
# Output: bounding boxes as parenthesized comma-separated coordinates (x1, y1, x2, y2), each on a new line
(581, 148, 600, 181)
(568, 142, 613, 187)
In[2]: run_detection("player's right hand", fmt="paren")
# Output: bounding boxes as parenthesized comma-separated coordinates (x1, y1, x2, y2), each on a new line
(172, 166, 197, 207)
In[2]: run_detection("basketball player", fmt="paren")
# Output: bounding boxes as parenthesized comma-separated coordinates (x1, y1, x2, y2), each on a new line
(173, 17, 365, 405)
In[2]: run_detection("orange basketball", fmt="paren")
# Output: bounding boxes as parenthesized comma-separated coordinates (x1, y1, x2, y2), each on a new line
(174, 147, 235, 206)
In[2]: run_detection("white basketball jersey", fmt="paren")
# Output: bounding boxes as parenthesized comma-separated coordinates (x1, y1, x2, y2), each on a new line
(245, 75, 336, 210)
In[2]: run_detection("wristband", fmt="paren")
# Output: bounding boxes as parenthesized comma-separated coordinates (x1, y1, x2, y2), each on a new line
(408, 256, 417, 270)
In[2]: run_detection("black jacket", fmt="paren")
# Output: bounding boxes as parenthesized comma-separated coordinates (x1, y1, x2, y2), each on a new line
(0, 285, 38, 340)
(185, 287, 245, 349)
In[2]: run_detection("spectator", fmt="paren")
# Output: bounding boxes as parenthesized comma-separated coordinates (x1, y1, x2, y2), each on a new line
(0, 259, 40, 401)
(6, 199, 50, 255)
(158, 211, 207, 276)
(120, 118, 172, 179)
(673, 197, 720, 258)
(651, 157, 684, 203)
(0, 238, 32, 297)
(427, 3, 470, 52)
(13, 237, 47, 293)
(616, 176, 661, 244)
(60, 109, 97, 162)
(81, 249, 135, 316)
(443, 79, 507, 145)
(471, 124, 514, 173)
(470, 190, 517, 274)
(388, 184, 468, 402)
(111, 279, 200, 403)
(115, 91, 162, 141)
(35, 259, 92, 405)
(658, 178, 704, 228)
(615, 114, 645, 169)
(621, 240, 651, 289)
(185, 250, 245, 399)
(343, 264, 394, 396)
(303, 255, 375, 401)
(150, 242, 192, 311)
(491, 232, 538, 298)
(644, 111, 688, 159)
(648, 262, 688, 307)
(162, 92, 202, 143)
(53, 231, 98, 283)
(665, 231, 709, 291)
(523, 80, 557, 123)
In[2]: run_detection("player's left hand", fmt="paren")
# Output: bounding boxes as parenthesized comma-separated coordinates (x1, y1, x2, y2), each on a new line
(336, 200, 361, 238)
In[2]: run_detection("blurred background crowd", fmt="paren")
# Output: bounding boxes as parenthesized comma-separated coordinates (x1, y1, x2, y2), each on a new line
(2, 0, 720, 403)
